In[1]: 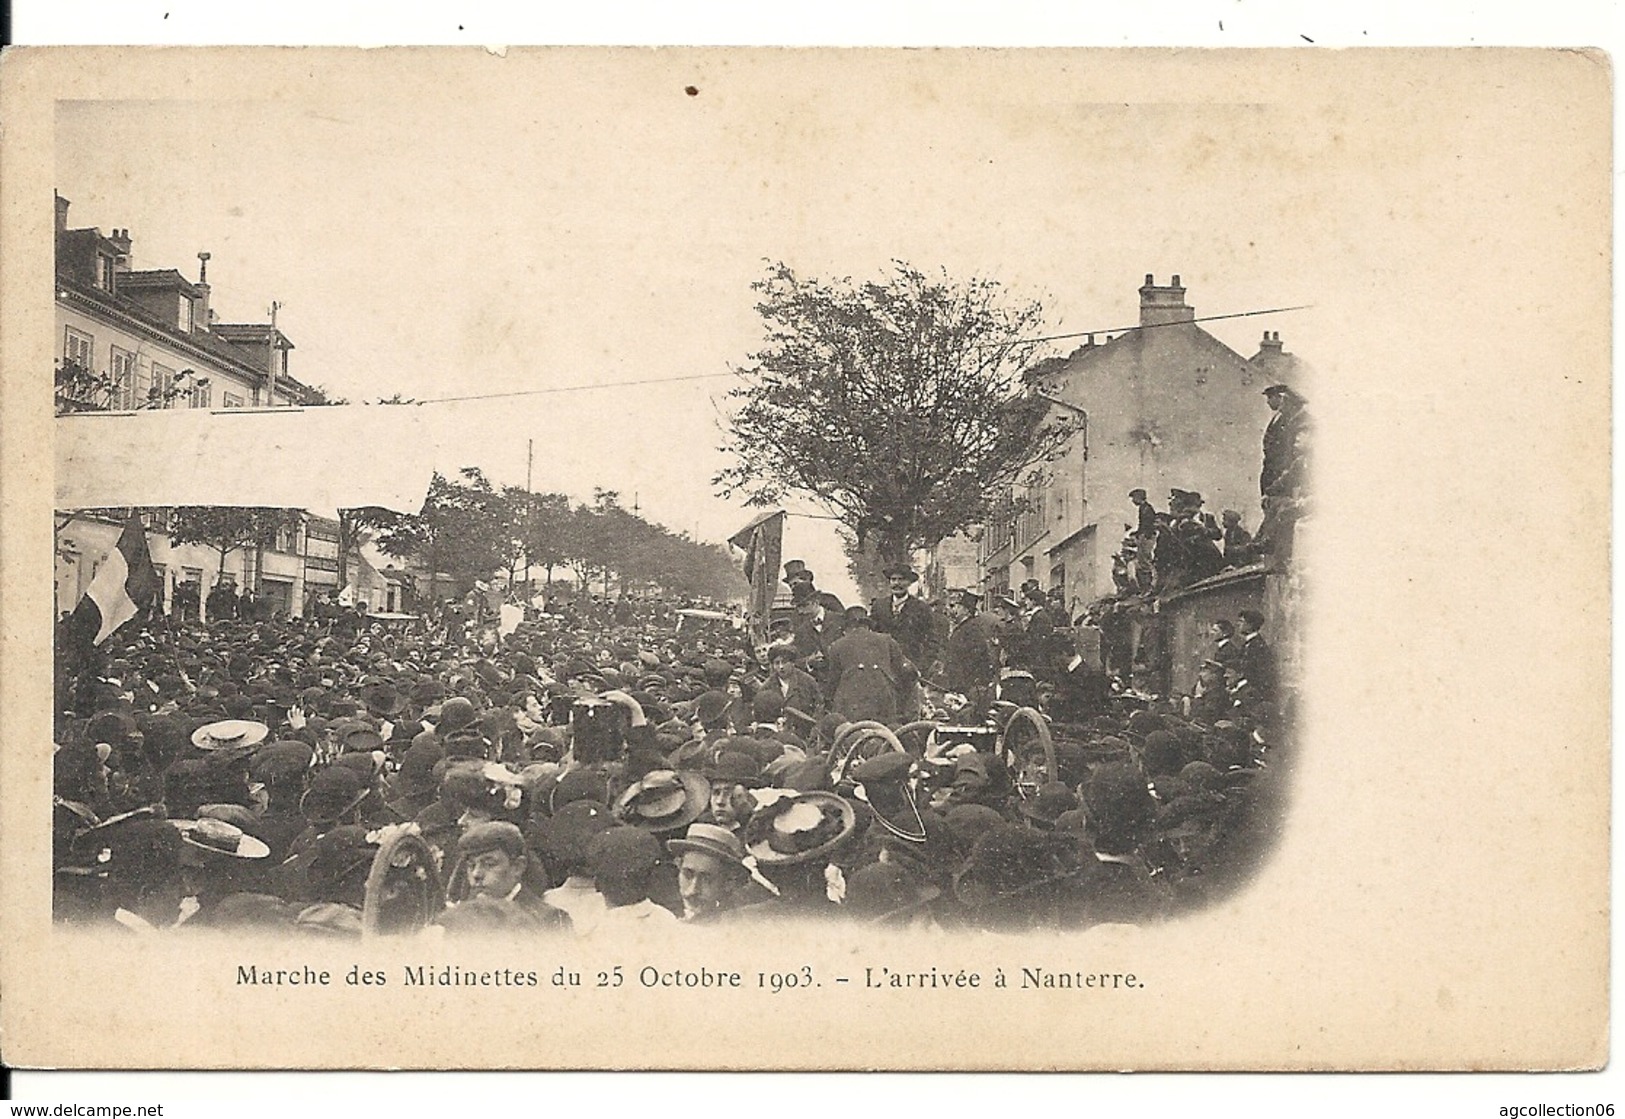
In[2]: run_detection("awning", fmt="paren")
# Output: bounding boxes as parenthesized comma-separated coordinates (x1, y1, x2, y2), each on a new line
(56, 405, 439, 518)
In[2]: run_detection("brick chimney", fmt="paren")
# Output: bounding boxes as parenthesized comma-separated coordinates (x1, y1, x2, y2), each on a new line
(55, 193, 70, 233)
(1259, 330, 1283, 356)
(1138, 273, 1195, 327)
(108, 228, 132, 271)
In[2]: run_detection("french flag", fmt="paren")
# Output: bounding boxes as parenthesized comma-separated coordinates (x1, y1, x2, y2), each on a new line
(68, 515, 161, 648)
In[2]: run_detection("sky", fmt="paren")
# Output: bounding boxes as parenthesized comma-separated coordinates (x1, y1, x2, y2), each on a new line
(56, 55, 1344, 604)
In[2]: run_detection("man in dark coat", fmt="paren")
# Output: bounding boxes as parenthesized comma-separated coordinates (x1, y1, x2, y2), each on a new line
(825, 608, 915, 726)
(790, 587, 846, 687)
(1260, 384, 1308, 496)
(1129, 488, 1158, 538)
(1221, 509, 1255, 566)
(762, 645, 821, 717)
(940, 589, 998, 720)
(1233, 608, 1276, 704)
(870, 566, 936, 669)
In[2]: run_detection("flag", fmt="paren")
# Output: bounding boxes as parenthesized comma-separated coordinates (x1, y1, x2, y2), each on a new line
(498, 602, 524, 637)
(728, 510, 785, 631)
(67, 515, 161, 648)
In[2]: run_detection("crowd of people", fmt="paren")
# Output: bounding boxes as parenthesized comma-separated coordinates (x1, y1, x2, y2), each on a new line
(51, 537, 1290, 938)
(1112, 384, 1310, 599)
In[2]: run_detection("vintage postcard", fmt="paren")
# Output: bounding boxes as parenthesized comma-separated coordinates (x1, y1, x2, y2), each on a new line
(0, 47, 1609, 1070)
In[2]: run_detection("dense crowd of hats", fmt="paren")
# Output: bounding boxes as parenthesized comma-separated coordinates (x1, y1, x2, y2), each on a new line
(51, 563, 1289, 937)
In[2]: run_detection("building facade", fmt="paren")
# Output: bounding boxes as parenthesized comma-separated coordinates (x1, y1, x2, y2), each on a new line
(53, 193, 330, 620)
(970, 274, 1309, 615)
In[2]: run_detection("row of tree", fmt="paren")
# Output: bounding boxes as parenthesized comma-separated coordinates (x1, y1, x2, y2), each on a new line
(148, 474, 744, 607)
(358, 470, 746, 602)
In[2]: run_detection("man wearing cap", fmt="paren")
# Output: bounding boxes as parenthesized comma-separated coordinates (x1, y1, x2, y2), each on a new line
(667, 822, 754, 922)
(1260, 384, 1308, 497)
(452, 821, 564, 929)
(1129, 489, 1158, 538)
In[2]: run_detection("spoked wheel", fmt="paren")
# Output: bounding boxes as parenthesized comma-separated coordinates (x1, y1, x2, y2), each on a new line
(362, 828, 444, 936)
(998, 706, 1057, 801)
(829, 720, 906, 785)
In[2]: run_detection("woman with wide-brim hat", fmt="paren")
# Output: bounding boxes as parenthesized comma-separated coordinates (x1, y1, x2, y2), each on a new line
(612, 769, 709, 837)
(189, 719, 269, 753)
(730, 791, 857, 919)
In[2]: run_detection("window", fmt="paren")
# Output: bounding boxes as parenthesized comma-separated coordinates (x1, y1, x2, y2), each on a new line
(96, 255, 114, 292)
(178, 295, 194, 333)
(222, 391, 245, 409)
(151, 364, 176, 408)
(63, 326, 93, 369)
(109, 347, 138, 409)
(273, 522, 302, 554)
(188, 381, 212, 409)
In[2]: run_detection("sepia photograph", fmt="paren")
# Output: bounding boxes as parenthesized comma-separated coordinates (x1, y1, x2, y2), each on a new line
(0, 45, 1609, 1074)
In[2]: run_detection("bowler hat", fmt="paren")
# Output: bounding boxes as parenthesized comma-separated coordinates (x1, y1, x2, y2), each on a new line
(360, 683, 406, 716)
(845, 860, 941, 924)
(249, 740, 314, 785)
(703, 751, 762, 788)
(693, 690, 731, 727)
(299, 767, 369, 825)
(882, 566, 919, 584)
(434, 697, 477, 734)
(532, 800, 614, 867)
(549, 766, 614, 813)
(585, 825, 663, 882)
(1018, 782, 1081, 827)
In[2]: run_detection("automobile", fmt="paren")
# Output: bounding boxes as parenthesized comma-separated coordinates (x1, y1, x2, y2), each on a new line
(674, 608, 744, 639)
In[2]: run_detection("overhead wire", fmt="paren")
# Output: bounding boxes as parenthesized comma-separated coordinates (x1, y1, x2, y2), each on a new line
(400, 303, 1311, 406)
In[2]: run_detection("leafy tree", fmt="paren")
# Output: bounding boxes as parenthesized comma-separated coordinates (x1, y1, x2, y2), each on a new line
(504, 488, 580, 589)
(372, 468, 515, 601)
(55, 357, 205, 416)
(300, 384, 348, 406)
(167, 507, 303, 602)
(716, 261, 1077, 575)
